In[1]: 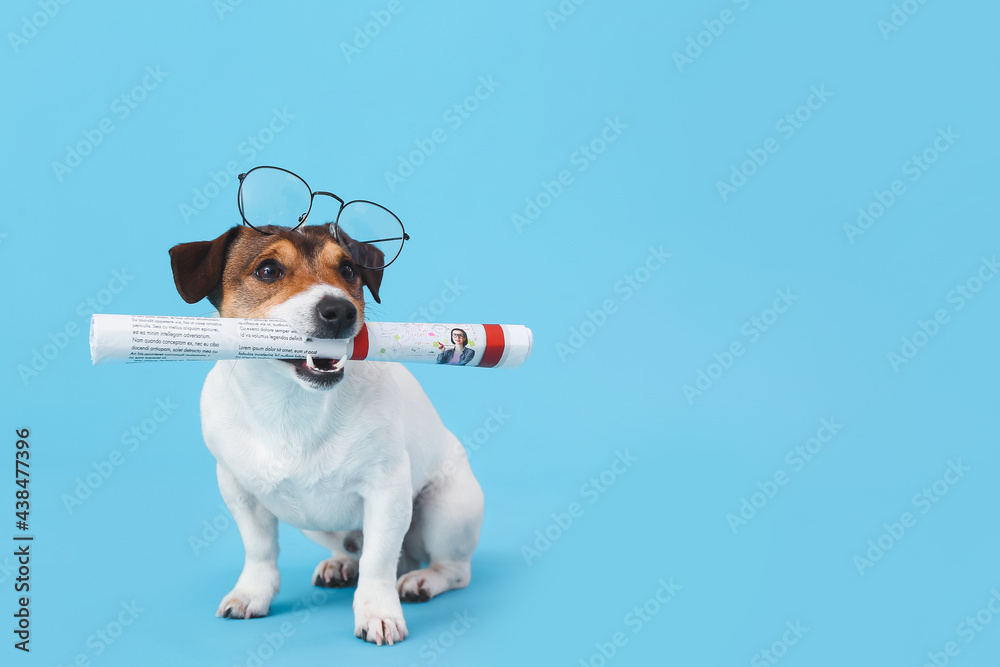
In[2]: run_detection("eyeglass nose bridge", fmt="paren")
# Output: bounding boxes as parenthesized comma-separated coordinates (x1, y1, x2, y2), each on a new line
(304, 190, 347, 226)
(311, 190, 345, 205)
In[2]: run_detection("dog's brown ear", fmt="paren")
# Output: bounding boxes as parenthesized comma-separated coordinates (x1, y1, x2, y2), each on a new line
(168, 227, 241, 306)
(356, 243, 385, 305)
(334, 227, 385, 304)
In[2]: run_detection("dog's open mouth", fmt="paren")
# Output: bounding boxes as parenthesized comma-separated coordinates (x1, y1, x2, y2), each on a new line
(280, 354, 347, 383)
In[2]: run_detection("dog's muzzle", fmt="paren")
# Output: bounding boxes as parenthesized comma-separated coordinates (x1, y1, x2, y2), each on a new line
(276, 295, 361, 389)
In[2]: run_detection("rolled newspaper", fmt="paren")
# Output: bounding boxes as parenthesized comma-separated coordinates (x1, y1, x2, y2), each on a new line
(90, 314, 532, 369)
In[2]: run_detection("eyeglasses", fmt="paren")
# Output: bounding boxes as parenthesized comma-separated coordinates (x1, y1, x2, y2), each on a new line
(236, 165, 409, 270)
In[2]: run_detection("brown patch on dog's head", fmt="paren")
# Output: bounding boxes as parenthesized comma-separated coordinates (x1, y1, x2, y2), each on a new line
(168, 224, 385, 319)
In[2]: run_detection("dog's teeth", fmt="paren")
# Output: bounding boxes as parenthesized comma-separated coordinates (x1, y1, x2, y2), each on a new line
(306, 354, 317, 369)
(332, 357, 346, 372)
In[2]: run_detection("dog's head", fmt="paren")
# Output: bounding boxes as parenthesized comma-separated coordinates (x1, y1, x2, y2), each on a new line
(168, 224, 384, 390)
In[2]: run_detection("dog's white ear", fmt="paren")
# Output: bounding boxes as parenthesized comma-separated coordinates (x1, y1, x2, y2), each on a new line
(169, 227, 241, 305)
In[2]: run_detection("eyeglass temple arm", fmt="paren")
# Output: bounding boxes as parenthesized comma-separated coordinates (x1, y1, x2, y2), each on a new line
(358, 236, 409, 244)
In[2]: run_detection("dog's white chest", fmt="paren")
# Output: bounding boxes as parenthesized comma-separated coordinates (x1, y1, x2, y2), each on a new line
(200, 364, 379, 532)
(233, 444, 366, 531)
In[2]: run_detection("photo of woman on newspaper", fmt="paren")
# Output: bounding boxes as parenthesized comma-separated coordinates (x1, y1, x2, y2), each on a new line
(436, 328, 475, 366)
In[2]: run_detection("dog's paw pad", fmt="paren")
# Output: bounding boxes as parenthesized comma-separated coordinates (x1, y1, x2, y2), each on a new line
(313, 556, 359, 588)
(216, 590, 272, 620)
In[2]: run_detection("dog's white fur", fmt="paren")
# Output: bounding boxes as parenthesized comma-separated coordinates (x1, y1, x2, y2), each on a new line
(201, 283, 483, 645)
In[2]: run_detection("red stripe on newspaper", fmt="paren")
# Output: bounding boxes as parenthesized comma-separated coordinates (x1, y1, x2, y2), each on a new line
(479, 324, 505, 368)
(350, 323, 369, 360)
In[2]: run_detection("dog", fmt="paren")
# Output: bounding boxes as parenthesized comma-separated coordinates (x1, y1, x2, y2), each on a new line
(168, 223, 484, 645)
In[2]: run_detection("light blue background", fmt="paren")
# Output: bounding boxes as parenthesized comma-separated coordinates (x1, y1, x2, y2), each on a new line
(3, 1, 999, 665)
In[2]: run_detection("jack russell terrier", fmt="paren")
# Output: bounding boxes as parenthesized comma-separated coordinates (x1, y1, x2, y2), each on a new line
(169, 223, 483, 645)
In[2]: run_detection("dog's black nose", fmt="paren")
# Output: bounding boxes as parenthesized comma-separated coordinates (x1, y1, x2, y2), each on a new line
(316, 296, 358, 338)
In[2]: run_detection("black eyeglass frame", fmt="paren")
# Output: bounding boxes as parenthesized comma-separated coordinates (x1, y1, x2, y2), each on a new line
(236, 165, 410, 270)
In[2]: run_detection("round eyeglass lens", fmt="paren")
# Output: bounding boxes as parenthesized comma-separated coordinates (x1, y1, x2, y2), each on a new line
(336, 201, 405, 268)
(239, 167, 312, 229)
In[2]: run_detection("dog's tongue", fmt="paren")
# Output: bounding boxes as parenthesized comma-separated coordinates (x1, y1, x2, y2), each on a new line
(305, 353, 345, 372)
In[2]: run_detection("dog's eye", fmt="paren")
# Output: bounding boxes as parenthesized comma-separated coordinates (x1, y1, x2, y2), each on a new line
(254, 259, 284, 283)
(340, 264, 356, 280)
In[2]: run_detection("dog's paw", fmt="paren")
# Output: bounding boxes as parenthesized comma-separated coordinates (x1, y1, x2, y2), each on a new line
(396, 571, 436, 602)
(313, 556, 359, 588)
(216, 587, 275, 620)
(397, 564, 468, 603)
(354, 587, 408, 646)
(216, 568, 280, 620)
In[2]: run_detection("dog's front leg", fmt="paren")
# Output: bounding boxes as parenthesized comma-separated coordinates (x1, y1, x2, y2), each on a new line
(215, 462, 281, 619)
(354, 466, 413, 645)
